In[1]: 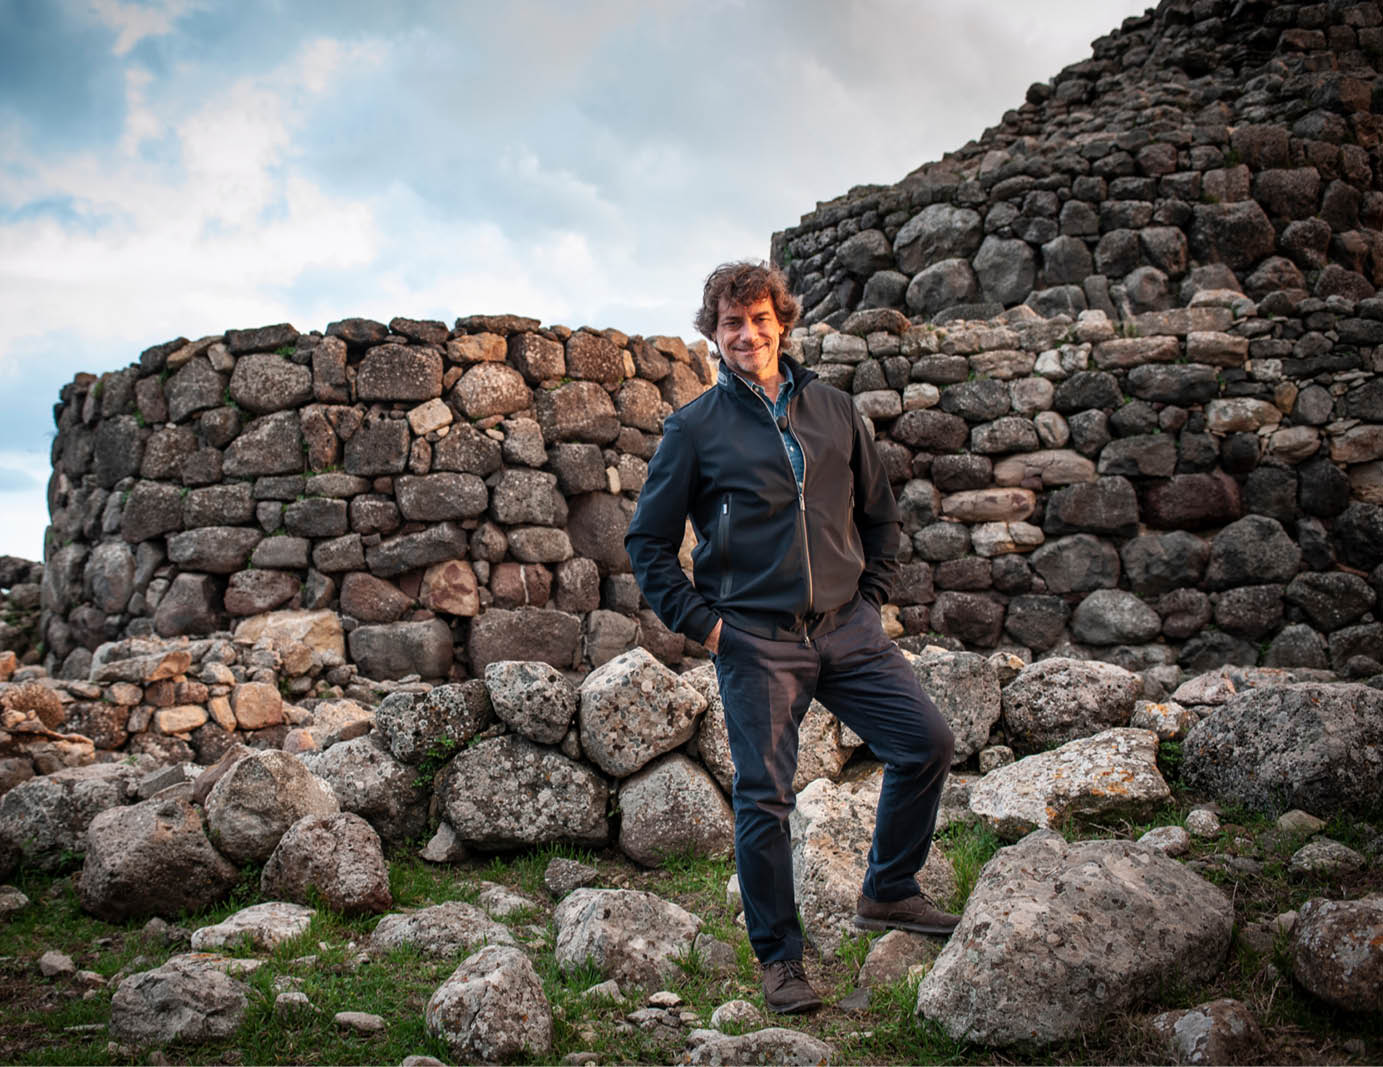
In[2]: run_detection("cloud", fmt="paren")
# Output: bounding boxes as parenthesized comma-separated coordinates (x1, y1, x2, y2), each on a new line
(86, 0, 204, 56)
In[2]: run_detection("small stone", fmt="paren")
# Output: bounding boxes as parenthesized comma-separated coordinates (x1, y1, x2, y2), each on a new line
(0, 886, 30, 917)
(1289, 839, 1366, 876)
(275, 991, 314, 1019)
(978, 746, 1014, 773)
(584, 979, 622, 1001)
(334, 1010, 386, 1034)
(648, 990, 682, 1008)
(544, 857, 598, 898)
(1138, 825, 1191, 857)
(1185, 809, 1221, 838)
(1277, 810, 1326, 834)
(38, 951, 76, 978)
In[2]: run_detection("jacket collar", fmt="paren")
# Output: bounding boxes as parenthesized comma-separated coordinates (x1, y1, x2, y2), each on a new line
(715, 352, 816, 396)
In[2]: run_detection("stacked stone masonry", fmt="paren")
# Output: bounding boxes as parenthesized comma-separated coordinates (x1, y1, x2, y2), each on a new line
(43, 316, 715, 684)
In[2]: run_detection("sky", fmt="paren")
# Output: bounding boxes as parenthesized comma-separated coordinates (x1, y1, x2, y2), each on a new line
(0, 0, 1151, 562)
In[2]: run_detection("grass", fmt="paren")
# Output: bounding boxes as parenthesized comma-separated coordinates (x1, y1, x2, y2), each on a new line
(1, 798, 1379, 1066)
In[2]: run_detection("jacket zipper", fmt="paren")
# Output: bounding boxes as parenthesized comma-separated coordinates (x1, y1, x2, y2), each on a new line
(744, 384, 815, 645)
(718, 496, 732, 599)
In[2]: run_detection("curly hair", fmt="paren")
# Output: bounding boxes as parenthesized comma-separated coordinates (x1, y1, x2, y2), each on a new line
(693, 261, 801, 342)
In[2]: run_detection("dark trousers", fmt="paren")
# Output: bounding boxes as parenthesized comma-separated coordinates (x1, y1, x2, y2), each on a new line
(713, 597, 955, 964)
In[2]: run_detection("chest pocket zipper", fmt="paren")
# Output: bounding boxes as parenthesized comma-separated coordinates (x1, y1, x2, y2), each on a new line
(718, 496, 732, 598)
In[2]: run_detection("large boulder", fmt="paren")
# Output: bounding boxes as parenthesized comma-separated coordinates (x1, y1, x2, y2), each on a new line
(260, 812, 393, 915)
(0, 763, 139, 871)
(1001, 658, 1143, 753)
(373, 681, 492, 765)
(1182, 683, 1383, 816)
(616, 754, 734, 867)
(483, 660, 578, 744)
(578, 647, 707, 776)
(1290, 897, 1383, 1015)
(204, 750, 339, 864)
(435, 735, 609, 848)
(900, 648, 1001, 763)
(553, 888, 700, 990)
(110, 956, 249, 1045)
(968, 729, 1170, 839)
(300, 734, 428, 845)
(78, 788, 239, 921)
(371, 900, 515, 958)
(425, 945, 553, 1063)
(915, 830, 1233, 1046)
(790, 771, 956, 957)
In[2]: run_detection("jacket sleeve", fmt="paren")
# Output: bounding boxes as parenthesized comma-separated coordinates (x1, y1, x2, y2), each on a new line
(850, 406, 903, 611)
(624, 416, 719, 644)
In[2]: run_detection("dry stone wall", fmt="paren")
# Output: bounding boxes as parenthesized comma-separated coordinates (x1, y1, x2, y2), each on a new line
(781, 299, 1383, 683)
(43, 316, 713, 682)
(775, 0, 1383, 327)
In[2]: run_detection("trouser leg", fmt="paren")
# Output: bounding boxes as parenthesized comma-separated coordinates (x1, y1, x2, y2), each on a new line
(813, 599, 955, 902)
(713, 624, 818, 964)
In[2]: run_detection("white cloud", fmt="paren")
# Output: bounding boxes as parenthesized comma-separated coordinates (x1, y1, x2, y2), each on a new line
(85, 0, 204, 56)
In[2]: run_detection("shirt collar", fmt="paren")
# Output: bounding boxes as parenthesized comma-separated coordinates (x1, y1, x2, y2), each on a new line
(717, 359, 794, 400)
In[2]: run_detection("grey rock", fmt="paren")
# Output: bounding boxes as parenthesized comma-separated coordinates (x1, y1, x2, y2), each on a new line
(78, 788, 239, 921)
(301, 734, 429, 845)
(791, 770, 956, 957)
(110, 955, 248, 1045)
(900, 648, 1001, 763)
(906, 259, 980, 317)
(973, 236, 1037, 306)
(366, 522, 468, 577)
(1031, 534, 1120, 593)
(1288, 838, 1366, 877)
(915, 830, 1232, 1047)
(1290, 897, 1383, 1014)
(1121, 532, 1210, 596)
(373, 681, 492, 764)
(191, 901, 316, 952)
(1001, 657, 1142, 753)
(348, 619, 453, 681)
(968, 729, 1170, 839)
(895, 204, 984, 274)
(1070, 589, 1162, 645)
(1149, 998, 1266, 1066)
(425, 945, 553, 1062)
(0, 763, 138, 871)
(687, 1028, 836, 1065)
(1183, 684, 1383, 816)
(435, 736, 609, 848)
(204, 750, 339, 864)
(357, 344, 442, 402)
(554, 888, 700, 990)
(1205, 515, 1301, 590)
(223, 411, 303, 477)
(228, 353, 312, 413)
(372, 900, 515, 957)
(261, 811, 393, 915)
(578, 647, 706, 777)
(484, 660, 578, 744)
(617, 754, 734, 867)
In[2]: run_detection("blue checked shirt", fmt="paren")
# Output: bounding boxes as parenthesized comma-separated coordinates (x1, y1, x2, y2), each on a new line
(745, 364, 805, 493)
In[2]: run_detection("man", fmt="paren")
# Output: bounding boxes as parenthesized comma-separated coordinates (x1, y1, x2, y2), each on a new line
(625, 261, 957, 1015)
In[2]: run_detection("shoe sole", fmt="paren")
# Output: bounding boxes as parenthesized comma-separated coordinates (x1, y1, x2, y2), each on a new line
(854, 916, 959, 936)
(766, 996, 824, 1014)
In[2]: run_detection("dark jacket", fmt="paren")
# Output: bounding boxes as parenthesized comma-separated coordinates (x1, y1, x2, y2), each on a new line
(625, 354, 903, 644)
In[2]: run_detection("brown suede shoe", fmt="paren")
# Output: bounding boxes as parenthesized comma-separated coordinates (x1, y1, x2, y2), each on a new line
(762, 959, 823, 1014)
(854, 892, 961, 936)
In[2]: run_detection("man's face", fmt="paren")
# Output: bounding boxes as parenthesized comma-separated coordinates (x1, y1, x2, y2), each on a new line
(714, 294, 785, 384)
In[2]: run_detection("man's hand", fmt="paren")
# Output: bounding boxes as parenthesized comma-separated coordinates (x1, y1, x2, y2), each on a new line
(704, 619, 723, 654)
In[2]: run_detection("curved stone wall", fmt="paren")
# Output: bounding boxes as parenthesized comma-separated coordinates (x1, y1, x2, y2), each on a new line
(43, 315, 713, 681)
(774, 0, 1383, 328)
